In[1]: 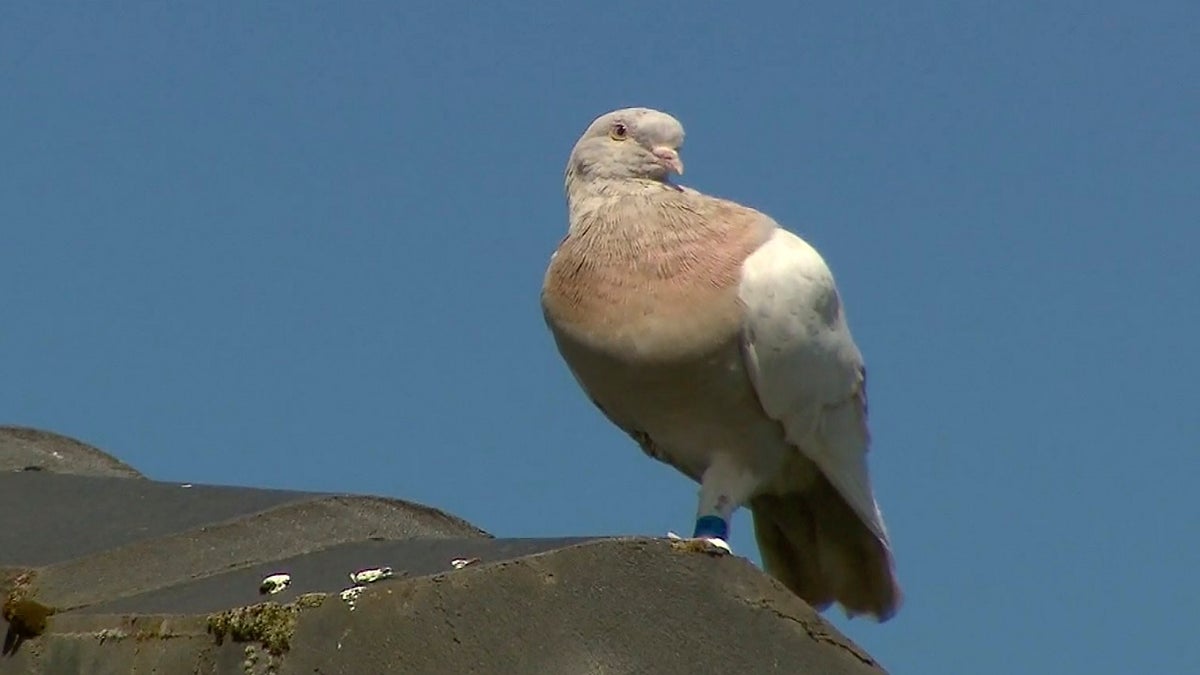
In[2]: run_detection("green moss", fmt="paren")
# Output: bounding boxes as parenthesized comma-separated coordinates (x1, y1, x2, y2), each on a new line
(206, 592, 328, 656)
(2, 598, 53, 637)
(242, 644, 260, 675)
(134, 627, 163, 641)
(293, 592, 326, 610)
(2, 590, 54, 656)
(2, 572, 38, 614)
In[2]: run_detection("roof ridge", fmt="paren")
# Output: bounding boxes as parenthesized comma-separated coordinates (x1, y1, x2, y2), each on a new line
(25, 495, 487, 612)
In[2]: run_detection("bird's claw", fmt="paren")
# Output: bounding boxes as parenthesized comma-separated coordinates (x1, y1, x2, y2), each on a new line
(667, 532, 733, 556)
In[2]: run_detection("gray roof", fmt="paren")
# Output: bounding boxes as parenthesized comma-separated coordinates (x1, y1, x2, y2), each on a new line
(0, 426, 885, 674)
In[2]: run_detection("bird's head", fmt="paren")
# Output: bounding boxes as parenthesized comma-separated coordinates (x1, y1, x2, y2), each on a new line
(566, 107, 685, 185)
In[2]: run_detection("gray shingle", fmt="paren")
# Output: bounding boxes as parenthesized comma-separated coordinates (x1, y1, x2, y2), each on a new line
(1, 427, 886, 674)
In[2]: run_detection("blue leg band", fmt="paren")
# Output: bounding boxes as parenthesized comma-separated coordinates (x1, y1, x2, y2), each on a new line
(693, 515, 729, 540)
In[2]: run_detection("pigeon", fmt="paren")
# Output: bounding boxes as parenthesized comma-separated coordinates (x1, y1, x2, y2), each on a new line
(541, 107, 901, 620)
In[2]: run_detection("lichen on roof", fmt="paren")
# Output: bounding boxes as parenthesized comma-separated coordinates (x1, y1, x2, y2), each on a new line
(205, 592, 326, 656)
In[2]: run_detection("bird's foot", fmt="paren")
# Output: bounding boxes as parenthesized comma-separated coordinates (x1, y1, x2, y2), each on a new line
(666, 531, 733, 556)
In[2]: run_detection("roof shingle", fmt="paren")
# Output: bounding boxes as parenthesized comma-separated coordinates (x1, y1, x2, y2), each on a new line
(1, 427, 886, 674)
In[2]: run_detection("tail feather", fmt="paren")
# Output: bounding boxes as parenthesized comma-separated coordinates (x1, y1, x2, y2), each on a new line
(752, 497, 834, 611)
(751, 476, 901, 621)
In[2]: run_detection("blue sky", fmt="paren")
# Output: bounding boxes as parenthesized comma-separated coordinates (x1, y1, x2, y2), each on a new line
(2, 2, 1197, 672)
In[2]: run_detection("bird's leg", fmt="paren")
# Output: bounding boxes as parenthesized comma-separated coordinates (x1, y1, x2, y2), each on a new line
(670, 456, 759, 555)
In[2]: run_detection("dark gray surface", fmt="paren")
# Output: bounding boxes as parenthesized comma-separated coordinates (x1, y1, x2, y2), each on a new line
(0, 473, 487, 569)
(79, 536, 598, 615)
(3, 539, 886, 674)
(0, 426, 141, 478)
(278, 539, 886, 674)
(0, 426, 887, 674)
(25, 500, 490, 612)
(0, 472, 323, 566)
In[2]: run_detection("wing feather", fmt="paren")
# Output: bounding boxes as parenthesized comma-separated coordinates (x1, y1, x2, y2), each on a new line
(738, 228, 890, 543)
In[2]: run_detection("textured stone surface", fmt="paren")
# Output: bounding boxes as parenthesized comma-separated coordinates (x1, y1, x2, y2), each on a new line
(0, 428, 887, 674)
(0, 427, 141, 478)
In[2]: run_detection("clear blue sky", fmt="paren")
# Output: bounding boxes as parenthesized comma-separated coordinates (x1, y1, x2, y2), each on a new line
(2, 3, 1196, 672)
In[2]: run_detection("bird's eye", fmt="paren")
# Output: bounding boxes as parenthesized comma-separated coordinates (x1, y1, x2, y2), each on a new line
(609, 123, 628, 141)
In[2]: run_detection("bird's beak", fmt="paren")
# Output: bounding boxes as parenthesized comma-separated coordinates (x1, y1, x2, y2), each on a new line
(651, 146, 684, 175)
